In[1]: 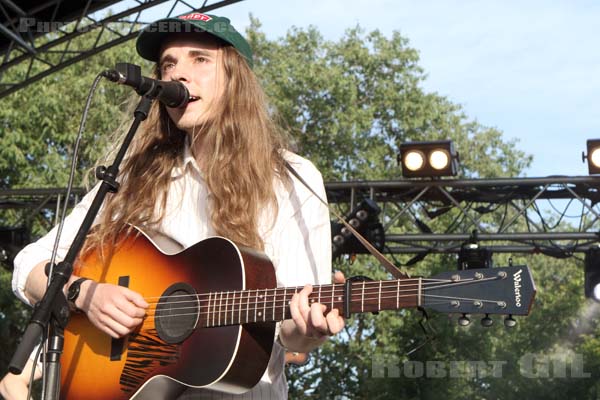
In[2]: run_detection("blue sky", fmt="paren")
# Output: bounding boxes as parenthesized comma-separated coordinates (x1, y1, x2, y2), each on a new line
(140, 0, 600, 177)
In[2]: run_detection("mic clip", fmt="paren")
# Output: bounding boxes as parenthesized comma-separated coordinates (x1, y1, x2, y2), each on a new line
(100, 69, 126, 84)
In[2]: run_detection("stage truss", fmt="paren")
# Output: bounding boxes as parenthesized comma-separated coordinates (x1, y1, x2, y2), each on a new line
(0, 0, 242, 99)
(2, 1, 600, 266)
(2, 176, 600, 266)
(327, 176, 600, 258)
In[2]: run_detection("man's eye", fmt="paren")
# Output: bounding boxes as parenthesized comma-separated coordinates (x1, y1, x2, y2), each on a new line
(195, 56, 207, 63)
(161, 63, 175, 72)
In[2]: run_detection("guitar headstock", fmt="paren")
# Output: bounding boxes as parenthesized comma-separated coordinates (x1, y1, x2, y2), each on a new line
(423, 266, 536, 317)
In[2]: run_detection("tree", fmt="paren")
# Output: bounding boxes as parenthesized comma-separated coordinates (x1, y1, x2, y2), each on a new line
(248, 19, 530, 183)
(0, 35, 145, 191)
(1, 15, 598, 399)
(245, 17, 597, 399)
(0, 23, 143, 378)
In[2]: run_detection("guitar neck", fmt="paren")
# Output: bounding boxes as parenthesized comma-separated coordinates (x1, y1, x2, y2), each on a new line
(198, 279, 421, 328)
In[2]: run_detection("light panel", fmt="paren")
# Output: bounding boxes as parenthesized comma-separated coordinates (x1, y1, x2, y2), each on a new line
(591, 148, 600, 169)
(399, 140, 459, 178)
(429, 149, 450, 170)
(331, 199, 385, 259)
(584, 139, 600, 174)
(585, 247, 600, 301)
(404, 151, 425, 171)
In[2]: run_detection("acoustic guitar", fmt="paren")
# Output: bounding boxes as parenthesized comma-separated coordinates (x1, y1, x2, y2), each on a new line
(59, 229, 536, 399)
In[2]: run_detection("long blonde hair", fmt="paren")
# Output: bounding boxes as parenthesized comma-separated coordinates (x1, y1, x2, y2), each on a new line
(84, 42, 290, 256)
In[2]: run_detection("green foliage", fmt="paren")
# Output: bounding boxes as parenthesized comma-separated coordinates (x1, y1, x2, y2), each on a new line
(0, 15, 597, 400)
(245, 17, 597, 399)
(248, 17, 531, 182)
(0, 268, 30, 366)
(0, 28, 145, 190)
(0, 24, 143, 376)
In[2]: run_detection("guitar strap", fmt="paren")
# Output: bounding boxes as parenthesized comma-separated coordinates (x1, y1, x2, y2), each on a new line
(285, 162, 408, 279)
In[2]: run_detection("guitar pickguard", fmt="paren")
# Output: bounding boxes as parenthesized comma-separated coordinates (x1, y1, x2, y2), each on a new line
(119, 329, 180, 395)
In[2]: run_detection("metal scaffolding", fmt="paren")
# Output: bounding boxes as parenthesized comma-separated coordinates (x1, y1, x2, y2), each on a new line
(0, 0, 242, 99)
(1, 1, 599, 262)
(2, 176, 600, 263)
(326, 176, 600, 256)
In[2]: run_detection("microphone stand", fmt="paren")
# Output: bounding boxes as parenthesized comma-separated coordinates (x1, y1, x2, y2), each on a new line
(9, 95, 154, 400)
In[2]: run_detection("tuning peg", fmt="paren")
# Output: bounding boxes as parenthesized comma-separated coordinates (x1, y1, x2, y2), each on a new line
(458, 314, 470, 326)
(481, 314, 493, 327)
(504, 315, 517, 328)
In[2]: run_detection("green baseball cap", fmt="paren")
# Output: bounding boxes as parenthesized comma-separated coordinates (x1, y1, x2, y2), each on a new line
(136, 12, 253, 68)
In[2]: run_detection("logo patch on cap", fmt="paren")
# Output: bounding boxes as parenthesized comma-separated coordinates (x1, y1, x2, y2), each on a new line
(179, 13, 212, 21)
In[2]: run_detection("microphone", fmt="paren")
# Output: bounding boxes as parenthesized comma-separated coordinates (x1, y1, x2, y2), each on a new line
(101, 62, 189, 108)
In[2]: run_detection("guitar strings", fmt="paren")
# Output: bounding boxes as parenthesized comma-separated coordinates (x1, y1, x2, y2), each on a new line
(141, 292, 507, 328)
(139, 275, 503, 307)
(142, 289, 507, 324)
(135, 278, 462, 302)
(144, 294, 505, 322)
(140, 276, 501, 317)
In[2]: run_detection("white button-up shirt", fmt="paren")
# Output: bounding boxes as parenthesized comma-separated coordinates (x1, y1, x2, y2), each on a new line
(13, 147, 332, 399)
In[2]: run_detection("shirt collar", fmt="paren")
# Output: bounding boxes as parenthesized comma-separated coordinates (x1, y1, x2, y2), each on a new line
(171, 136, 202, 178)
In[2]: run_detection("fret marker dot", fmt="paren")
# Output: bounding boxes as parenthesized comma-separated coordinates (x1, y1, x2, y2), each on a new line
(258, 312, 262, 317)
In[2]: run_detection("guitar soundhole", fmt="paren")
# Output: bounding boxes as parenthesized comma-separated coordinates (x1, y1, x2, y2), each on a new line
(155, 282, 199, 344)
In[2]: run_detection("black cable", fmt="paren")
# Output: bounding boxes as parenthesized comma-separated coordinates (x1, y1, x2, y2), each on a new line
(34, 71, 105, 400)
(25, 341, 42, 400)
(444, 202, 471, 233)
(498, 202, 509, 232)
(46, 72, 104, 276)
(382, 244, 404, 267)
(546, 197, 580, 220)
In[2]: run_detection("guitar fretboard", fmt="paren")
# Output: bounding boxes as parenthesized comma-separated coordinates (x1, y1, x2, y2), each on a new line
(192, 279, 422, 327)
(148, 270, 519, 328)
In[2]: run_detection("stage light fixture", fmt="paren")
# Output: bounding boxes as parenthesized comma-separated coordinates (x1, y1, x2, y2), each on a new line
(404, 150, 425, 172)
(399, 140, 459, 178)
(429, 149, 450, 170)
(331, 199, 385, 259)
(584, 247, 600, 301)
(457, 242, 492, 270)
(0, 226, 29, 269)
(583, 139, 600, 175)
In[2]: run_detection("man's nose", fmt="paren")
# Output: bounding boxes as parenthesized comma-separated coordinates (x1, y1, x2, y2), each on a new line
(170, 64, 191, 82)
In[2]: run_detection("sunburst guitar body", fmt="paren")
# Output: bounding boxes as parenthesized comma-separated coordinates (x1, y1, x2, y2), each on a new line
(60, 231, 276, 399)
(59, 228, 536, 399)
